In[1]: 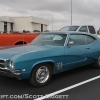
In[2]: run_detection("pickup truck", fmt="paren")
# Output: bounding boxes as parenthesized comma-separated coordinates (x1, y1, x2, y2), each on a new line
(59, 25, 100, 37)
(0, 33, 39, 46)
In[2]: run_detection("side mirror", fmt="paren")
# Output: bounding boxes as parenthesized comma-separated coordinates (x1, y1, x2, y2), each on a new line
(68, 41, 74, 47)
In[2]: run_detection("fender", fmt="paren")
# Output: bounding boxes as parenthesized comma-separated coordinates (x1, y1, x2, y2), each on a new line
(31, 60, 56, 72)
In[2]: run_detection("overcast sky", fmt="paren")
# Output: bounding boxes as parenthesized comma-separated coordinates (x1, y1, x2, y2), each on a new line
(0, 0, 100, 30)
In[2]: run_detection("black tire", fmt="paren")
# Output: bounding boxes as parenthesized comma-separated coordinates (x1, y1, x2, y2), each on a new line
(93, 56, 100, 68)
(29, 63, 52, 87)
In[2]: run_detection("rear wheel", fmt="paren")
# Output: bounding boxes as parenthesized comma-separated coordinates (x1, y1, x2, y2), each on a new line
(29, 63, 52, 87)
(93, 56, 100, 68)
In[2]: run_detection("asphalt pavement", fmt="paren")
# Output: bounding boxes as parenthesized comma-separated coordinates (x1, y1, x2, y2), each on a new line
(0, 65, 100, 100)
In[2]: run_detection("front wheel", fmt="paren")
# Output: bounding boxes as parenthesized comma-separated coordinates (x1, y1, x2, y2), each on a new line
(29, 63, 52, 87)
(93, 56, 100, 68)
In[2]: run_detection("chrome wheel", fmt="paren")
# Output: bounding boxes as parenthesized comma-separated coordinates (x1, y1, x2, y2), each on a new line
(29, 63, 52, 87)
(36, 66, 49, 83)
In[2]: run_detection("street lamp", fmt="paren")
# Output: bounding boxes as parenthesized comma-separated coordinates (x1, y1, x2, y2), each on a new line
(52, 17, 53, 31)
(71, 0, 72, 25)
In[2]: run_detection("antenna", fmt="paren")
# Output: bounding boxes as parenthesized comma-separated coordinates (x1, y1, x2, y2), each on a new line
(23, 28, 26, 52)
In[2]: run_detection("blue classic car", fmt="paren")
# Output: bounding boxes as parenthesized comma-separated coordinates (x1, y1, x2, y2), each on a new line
(0, 32, 100, 87)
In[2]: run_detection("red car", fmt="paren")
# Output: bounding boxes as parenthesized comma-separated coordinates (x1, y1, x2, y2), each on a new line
(0, 33, 39, 46)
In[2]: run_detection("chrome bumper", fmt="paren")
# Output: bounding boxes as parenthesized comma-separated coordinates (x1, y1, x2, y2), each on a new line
(0, 67, 22, 80)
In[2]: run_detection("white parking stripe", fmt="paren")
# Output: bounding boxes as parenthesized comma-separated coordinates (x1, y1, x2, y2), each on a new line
(34, 75, 100, 100)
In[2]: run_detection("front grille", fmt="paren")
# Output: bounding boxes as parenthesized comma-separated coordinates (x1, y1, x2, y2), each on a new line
(0, 59, 6, 68)
(0, 64, 5, 68)
(0, 60, 5, 63)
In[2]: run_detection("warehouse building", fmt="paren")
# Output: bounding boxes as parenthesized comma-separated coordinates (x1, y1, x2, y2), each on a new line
(0, 16, 49, 33)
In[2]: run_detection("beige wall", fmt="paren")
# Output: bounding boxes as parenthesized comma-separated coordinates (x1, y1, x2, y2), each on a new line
(13, 17, 48, 32)
(0, 16, 49, 32)
(0, 16, 13, 23)
(0, 22, 4, 32)
(13, 17, 32, 32)
(7, 23, 11, 32)
(32, 23, 41, 32)
(43, 25, 47, 31)
(30, 17, 49, 25)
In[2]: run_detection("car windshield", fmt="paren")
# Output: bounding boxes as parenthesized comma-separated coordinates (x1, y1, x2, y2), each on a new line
(60, 26, 79, 31)
(31, 33, 67, 46)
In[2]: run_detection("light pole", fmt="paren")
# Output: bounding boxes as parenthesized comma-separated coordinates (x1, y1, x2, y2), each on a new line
(71, 0, 72, 25)
(52, 17, 53, 31)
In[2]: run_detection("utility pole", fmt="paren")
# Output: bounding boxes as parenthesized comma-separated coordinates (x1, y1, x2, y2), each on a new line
(52, 17, 53, 31)
(71, 0, 72, 25)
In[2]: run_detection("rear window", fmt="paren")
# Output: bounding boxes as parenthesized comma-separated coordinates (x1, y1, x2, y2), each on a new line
(85, 35, 95, 44)
(88, 26, 96, 34)
(59, 26, 79, 32)
(69, 34, 86, 45)
(78, 26, 88, 32)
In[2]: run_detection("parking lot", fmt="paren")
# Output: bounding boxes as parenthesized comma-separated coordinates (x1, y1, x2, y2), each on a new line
(0, 64, 100, 100)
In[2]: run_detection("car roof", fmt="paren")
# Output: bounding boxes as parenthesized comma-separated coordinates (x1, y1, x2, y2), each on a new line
(42, 31, 92, 35)
(41, 31, 98, 38)
(42, 31, 68, 34)
(61, 25, 95, 27)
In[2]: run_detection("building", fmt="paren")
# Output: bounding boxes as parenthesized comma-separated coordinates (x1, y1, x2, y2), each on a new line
(0, 16, 49, 33)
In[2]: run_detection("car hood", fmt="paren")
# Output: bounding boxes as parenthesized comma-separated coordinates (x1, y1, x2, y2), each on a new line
(0, 44, 58, 59)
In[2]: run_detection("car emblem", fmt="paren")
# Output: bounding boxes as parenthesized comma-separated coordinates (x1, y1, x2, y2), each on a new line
(57, 62, 63, 70)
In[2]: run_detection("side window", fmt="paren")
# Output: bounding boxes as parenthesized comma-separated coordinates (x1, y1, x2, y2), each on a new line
(53, 35, 63, 40)
(88, 26, 96, 34)
(79, 26, 88, 32)
(85, 35, 95, 44)
(53, 35, 67, 46)
(69, 34, 86, 45)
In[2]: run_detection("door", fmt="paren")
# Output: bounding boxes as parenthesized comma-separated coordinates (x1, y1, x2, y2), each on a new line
(4, 22, 7, 32)
(41, 24, 43, 32)
(64, 34, 90, 69)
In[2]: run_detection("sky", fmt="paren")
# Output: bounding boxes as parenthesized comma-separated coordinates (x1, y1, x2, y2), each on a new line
(0, 0, 100, 31)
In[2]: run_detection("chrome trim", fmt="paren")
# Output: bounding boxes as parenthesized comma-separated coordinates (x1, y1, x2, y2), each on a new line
(0, 67, 21, 80)
(0, 63, 5, 65)
(0, 67, 20, 74)
(9, 60, 14, 70)
(64, 57, 87, 65)
(0, 58, 6, 68)
(36, 66, 49, 84)
(64, 33, 69, 46)
(0, 58, 6, 61)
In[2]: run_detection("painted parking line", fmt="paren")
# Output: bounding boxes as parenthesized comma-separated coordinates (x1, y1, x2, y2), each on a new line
(35, 75, 100, 100)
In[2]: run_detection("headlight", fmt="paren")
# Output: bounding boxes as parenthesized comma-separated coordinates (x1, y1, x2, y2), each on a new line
(9, 60, 14, 70)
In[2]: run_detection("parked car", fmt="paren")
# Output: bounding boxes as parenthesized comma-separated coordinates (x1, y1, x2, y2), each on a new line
(0, 32, 100, 87)
(0, 33, 39, 46)
(59, 25, 99, 37)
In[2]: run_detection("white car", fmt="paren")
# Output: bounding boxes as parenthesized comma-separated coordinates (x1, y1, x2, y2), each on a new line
(59, 25, 99, 37)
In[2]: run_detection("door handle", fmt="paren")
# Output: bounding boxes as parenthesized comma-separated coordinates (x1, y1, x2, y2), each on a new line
(86, 48, 90, 49)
